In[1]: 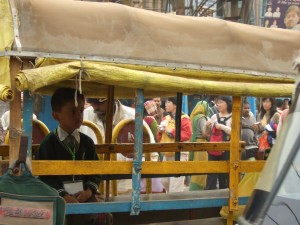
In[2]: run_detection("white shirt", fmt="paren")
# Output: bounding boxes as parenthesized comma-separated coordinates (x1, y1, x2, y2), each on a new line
(0, 111, 37, 131)
(57, 125, 80, 144)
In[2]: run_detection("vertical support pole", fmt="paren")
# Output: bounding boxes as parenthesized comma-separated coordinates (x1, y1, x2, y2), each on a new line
(227, 96, 241, 225)
(23, 91, 34, 170)
(130, 88, 144, 215)
(105, 86, 114, 198)
(231, 0, 239, 18)
(182, 95, 189, 115)
(9, 58, 22, 166)
(248, 97, 257, 119)
(175, 93, 183, 161)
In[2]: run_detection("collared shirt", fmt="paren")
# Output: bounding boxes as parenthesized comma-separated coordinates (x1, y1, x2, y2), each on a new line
(57, 126, 80, 144)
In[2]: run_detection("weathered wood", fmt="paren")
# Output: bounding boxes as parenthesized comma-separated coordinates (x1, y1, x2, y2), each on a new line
(97, 142, 243, 153)
(9, 58, 22, 166)
(0, 142, 245, 156)
(228, 96, 241, 221)
(105, 85, 114, 198)
(1, 160, 264, 176)
(30, 160, 264, 176)
(1, 142, 245, 157)
(240, 161, 265, 172)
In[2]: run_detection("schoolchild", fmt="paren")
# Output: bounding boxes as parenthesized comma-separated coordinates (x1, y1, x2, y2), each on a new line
(36, 87, 101, 225)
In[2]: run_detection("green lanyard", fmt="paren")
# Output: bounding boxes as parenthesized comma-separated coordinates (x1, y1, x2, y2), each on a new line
(55, 129, 77, 160)
(65, 144, 76, 161)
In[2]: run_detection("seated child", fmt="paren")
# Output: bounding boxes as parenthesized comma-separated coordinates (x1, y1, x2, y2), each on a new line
(36, 87, 102, 225)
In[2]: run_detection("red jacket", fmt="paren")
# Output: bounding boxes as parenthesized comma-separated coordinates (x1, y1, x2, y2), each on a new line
(157, 114, 192, 143)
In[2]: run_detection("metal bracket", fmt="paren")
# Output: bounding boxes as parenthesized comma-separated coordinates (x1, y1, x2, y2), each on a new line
(9, 0, 22, 52)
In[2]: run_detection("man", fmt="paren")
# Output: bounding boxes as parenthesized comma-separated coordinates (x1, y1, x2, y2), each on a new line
(241, 102, 259, 160)
(80, 98, 156, 194)
(153, 97, 165, 124)
(81, 98, 135, 143)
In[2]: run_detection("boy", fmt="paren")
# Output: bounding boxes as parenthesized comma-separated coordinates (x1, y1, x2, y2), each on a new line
(36, 87, 101, 225)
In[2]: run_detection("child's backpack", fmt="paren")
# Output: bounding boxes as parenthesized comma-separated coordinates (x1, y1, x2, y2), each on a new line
(0, 136, 66, 225)
(208, 114, 232, 156)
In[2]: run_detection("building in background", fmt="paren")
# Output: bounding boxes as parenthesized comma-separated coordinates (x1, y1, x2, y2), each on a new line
(263, 0, 300, 30)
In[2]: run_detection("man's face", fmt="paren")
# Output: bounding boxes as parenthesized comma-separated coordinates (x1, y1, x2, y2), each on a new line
(91, 101, 107, 117)
(284, 11, 300, 28)
(242, 104, 250, 118)
(153, 98, 161, 108)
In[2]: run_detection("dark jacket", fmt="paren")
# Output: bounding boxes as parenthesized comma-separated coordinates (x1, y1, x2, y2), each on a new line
(36, 131, 101, 197)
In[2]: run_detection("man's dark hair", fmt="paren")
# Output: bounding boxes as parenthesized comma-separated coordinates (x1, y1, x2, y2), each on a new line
(242, 101, 250, 106)
(51, 87, 84, 112)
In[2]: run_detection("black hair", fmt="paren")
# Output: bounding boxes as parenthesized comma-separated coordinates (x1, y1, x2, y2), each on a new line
(242, 101, 250, 106)
(51, 87, 85, 112)
(167, 97, 177, 105)
(216, 96, 232, 113)
(259, 97, 277, 121)
(275, 98, 283, 108)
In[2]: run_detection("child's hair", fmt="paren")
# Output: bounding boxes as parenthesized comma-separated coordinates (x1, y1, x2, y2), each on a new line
(51, 87, 85, 112)
(167, 97, 177, 105)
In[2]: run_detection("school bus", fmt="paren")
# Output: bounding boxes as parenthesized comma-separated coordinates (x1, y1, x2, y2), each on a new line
(1, 0, 300, 224)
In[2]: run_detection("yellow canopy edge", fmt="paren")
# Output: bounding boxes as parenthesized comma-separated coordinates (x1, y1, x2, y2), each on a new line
(16, 61, 294, 97)
(0, 0, 14, 101)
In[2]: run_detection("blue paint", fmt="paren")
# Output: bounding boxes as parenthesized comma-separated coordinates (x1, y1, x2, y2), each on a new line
(248, 97, 257, 118)
(131, 89, 144, 215)
(22, 91, 34, 166)
(66, 196, 249, 214)
(37, 95, 58, 131)
(182, 95, 189, 114)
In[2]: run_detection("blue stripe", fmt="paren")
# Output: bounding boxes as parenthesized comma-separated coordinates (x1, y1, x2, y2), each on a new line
(66, 196, 249, 214)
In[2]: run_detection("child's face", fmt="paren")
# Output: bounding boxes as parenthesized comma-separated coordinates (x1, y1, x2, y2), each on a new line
(165, 100, 176, 113)
(216, 99, 228, 113)
(284, 11, 300, 28)
(53, 99, 84, 133)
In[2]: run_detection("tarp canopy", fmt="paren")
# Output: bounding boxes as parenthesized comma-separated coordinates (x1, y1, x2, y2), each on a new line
(16, 61, 294, 97)
(1, 0, 300, 98)
(0, 0, 14, 101)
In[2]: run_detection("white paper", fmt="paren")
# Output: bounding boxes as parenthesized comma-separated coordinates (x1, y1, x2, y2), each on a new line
(63, 180, 83, 195)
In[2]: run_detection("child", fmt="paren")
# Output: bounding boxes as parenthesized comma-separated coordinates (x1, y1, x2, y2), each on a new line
(36, 87, 101, 225)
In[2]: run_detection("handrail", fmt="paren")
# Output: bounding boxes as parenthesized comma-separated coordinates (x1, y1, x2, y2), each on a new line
(0, 160, 265, 175)
(0, 142, 245, 156)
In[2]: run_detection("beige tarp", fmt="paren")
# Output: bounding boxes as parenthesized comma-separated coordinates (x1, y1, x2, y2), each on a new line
(9, 0, 300, 75)
(1, 0, 300, 98)
(0, 0, 14, 101)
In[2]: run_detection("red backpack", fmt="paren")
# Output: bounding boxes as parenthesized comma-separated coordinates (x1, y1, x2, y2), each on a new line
(208, 114, 231, 156)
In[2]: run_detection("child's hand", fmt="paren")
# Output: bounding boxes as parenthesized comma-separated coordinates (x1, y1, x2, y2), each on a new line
(74, 189, 93, 203)
(215, 123, 222, 130)
(157, 125, 166, 133)
(63, 194, 79, 203)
